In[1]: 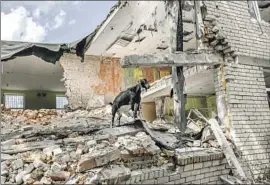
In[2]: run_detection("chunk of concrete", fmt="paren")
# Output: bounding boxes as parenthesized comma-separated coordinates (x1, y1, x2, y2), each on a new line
(15, 171, 27, 184)
(43, 145, 61, 156)
(208, 140, 220, 148)
(51, 162, 62, 172)
(40, 177, 52, 184)
(1, 176, 6, 184)
(115, 132, 161, 156)
(25, 164, 35, 174)
(12, 159, 24, 170)
(1, 153, 14, 161)
(1, 170, 8, 176)
(1, 139, 16, 146)
(76, 144, 84, 155)
(201, 126, 215, 143)
(77, 145, 121, 172)
(50, 171, 70, 181)
(86, 140, 97, 147)
(33, 158, 45, 168)
(23, 174, 32, 183)
(193, 140, 201, 147)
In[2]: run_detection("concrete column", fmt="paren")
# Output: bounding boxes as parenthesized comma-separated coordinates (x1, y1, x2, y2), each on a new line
(155, 96, 166, 120)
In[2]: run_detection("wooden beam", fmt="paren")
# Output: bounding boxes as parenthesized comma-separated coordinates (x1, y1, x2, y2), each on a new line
(209, 118, 247, 180)
(120, 52, 221, 68)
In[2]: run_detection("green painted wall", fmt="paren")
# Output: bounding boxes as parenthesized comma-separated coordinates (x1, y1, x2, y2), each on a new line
(164, 95, 217, 118)
(206, 95, 217, 118)
(1, 89, 66, 110)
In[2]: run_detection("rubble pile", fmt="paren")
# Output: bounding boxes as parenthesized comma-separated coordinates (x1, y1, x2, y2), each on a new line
(0, 106, 243, 184)
(1, 104, 60, 126)
(0, 105, 173, 184)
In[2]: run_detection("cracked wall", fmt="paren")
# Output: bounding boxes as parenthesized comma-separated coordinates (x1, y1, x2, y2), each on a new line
(59, 53, 124, 110)
(59, 53, 170, 110)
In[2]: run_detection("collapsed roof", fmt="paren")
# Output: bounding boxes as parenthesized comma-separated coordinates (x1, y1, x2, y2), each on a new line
(0, 1, 121, 63)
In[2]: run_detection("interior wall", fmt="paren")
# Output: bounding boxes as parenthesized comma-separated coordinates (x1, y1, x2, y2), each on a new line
(60, 53, 171, 110)
(164, 95, 217, 118)
(1, 89, 66, 110)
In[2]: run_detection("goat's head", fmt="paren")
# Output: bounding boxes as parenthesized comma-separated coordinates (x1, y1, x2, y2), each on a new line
(139, 78, 150, 90)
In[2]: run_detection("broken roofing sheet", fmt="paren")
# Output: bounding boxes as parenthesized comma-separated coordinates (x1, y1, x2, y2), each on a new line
(0, 1, 120, 63)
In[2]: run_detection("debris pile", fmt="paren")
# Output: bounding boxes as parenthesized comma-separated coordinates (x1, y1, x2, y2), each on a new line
(1, 105, 175, 184)
(1, 104, 60, 126)
(0, 106, 249, 184)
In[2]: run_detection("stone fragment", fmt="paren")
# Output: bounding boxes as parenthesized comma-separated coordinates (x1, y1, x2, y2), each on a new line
(50, 171, 70, 181)
(212, 26, 219, 33)
(31, 169, 44, 180)
(202, 143, 210, 148)
(69, 151, 79, 160)
(25, 163, 35, 174)
(208, 140, 220, 148)
(51, 162, 62, 172)
(186, 142, 193, 147)
(1, 153, 14, 161)
(1, 170, 8, 176)
(201, 126, 215, 143)
(1, 139, 16, 146)
(77, 145, 120, 172)
(76, 144, 84, 155)
(12, 159, 24, 170)
(54, 152, 71, 164)
(53, 147, 63, 156)
(23, 174, 32, 183)
(86, 140, 97, 147)
(15, 171, 27, 184)
(115, 132, 160, 156)
(1, 176, 6, 184)
(65, 176, 80, 184)
(33, 158, 45, 168)
(44, 170, 52, 177)
(193, 140, 201, 147)
(40, 177, 52, 184)
(43, 145, 61, 156)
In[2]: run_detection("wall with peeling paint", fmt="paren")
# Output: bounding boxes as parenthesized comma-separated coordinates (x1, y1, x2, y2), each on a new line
(60, 53, 171, 109)
(123, 67, 171, 88)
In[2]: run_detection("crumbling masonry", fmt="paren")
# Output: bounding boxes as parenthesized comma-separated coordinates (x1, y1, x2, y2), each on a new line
(203, 1, 270, 178)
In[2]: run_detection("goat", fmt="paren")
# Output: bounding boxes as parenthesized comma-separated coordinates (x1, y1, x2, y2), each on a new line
(109, 79, 150, 128)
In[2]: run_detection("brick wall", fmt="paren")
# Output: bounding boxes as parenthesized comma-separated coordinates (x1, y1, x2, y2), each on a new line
(204, 1, 270, 60)
(214, 62, 270, 178)
(101, 150, 230, 184)
(59, 53, 124, 109)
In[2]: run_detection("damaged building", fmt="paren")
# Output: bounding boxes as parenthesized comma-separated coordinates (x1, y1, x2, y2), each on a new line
(1, 0, 270, 184)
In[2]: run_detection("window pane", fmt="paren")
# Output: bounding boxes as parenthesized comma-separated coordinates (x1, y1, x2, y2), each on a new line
(56, 95, 68, 109)
(4, 94, 24, 109)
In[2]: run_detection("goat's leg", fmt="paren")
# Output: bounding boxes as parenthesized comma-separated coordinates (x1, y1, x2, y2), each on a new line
(117, 110, 122, 126)
(111, 105, 117, 128)
(133, 103, 139, 119)
(129, 93, 136, 110)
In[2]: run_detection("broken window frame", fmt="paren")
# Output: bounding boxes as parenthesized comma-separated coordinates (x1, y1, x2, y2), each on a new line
(56, 94, 68, 110)
(247, 0, 262, 21)
(4, 93, 25, 110)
